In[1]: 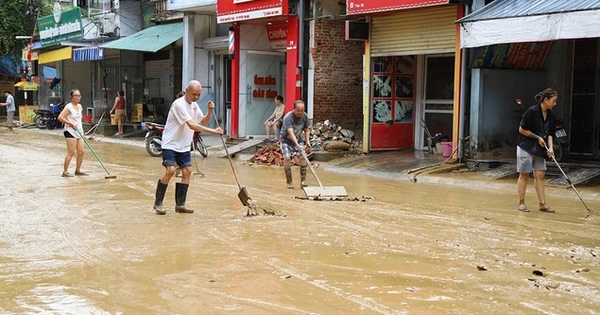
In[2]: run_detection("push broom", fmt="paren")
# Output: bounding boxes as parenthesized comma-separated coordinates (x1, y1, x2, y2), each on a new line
(75, 128, 117, 179)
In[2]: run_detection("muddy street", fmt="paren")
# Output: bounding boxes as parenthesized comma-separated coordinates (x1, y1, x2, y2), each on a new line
(1, 129, 599, 315)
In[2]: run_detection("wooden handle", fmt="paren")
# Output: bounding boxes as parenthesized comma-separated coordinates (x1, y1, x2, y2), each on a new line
(300, 149, 323, 188)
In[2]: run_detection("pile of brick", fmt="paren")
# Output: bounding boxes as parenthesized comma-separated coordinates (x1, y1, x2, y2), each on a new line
(247, 143, 305, 166)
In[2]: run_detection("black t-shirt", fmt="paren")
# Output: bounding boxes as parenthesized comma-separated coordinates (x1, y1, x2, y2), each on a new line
(518, 104, 556, 157)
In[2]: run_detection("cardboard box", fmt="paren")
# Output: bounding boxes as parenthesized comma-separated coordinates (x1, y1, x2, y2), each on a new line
(131, 103, 143, 122)
(19, 105, 39, 124)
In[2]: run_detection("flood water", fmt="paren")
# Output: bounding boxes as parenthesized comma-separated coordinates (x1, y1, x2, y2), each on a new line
(1, 129, 599, 314)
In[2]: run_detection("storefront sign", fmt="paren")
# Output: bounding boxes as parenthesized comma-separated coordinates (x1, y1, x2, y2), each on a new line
(252, 74, 278, 98)
(347, 0, 448, 15)
(38, 8, 84, 47)
(21, 50, 38, 61)
(167, 0, 215, 11)
(217, 0, 287, 23)
(267, 25, 287, 52)
(472, 42, 552, 70)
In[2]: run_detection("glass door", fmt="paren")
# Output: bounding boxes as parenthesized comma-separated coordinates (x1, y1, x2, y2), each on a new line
(421, 55, 455, 149)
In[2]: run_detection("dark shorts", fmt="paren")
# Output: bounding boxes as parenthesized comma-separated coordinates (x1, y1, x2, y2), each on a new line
(64, 131, 74, 138)
(162, 149, 192, 168)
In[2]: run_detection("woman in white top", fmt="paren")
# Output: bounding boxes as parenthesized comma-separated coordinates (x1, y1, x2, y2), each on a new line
(58, 89, 88, 177)
(264, 95, 285, 142)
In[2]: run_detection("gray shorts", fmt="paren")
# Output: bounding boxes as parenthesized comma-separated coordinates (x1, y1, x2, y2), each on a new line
(517, 146, 546, 173)
(7, 111, 14, 126)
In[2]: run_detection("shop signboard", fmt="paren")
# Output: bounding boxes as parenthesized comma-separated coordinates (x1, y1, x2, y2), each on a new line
(267, 25, 287, 52)
(38, 6, 84, 47)
(167, 0, 215, 11)
(472, 41, 552, 70)
(347, 0, 448, 15)
(217, 0, 287, 23)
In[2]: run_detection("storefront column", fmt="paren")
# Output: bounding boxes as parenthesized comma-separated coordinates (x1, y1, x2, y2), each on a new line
(182, 14, 195, 87)
(452, 5, 464, 159)
(231, 23, 240, 138)
(285, 15, 299, 112)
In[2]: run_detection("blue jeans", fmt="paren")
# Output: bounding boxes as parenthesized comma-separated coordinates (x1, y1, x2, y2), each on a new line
(162, 149, 192, 168)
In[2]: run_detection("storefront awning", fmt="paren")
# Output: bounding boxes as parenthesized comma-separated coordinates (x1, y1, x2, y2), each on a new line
(458, 0, 600, 48)
(38, 47, 73, 64)
(73, 47, 104, 62)
(14, 81, 39, 91)
(101, 23, 183, 52)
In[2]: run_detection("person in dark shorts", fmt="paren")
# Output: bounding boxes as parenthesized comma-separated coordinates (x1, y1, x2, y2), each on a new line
(58, 89, 88, 177)
(279, 100, 311, 189)
(517, 88, 558, 213)
(153, 81, 223, 215)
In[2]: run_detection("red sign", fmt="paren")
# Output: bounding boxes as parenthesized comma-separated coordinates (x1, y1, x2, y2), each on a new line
(347, 0, 448, 15)
(217, 0, 287, 23)
(267, 25, 287, 51)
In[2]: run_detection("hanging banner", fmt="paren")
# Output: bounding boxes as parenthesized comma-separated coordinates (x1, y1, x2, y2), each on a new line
(472, 41, 552, 70)
(38, 7, 84, 47)
(267, 25, 287, 52)
(347, 0, 449, 15)
(217, 0, 287, 23)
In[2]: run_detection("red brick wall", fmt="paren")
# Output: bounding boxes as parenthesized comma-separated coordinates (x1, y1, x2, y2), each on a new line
(311, 19, 364, 135)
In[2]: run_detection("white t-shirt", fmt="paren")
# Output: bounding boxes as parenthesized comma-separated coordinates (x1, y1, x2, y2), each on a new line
(63, 103, 83, 138)
(162, 97, 205, 152)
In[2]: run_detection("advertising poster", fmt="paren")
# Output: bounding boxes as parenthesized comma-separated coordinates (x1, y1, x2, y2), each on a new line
(473, 42, 552, 70)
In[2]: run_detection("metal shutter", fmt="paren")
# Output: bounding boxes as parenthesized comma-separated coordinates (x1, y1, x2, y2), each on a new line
(371, 5, 457, 57)
(145, 59, 172, 101)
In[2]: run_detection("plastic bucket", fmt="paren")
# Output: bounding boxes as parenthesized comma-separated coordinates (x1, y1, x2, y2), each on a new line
(110, 114, 116, 125)
(441, 142, 453, 157)
(84, 115, 92, 123)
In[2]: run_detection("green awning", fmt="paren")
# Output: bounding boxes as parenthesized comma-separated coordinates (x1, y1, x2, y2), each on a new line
(102, 23, 183, 52)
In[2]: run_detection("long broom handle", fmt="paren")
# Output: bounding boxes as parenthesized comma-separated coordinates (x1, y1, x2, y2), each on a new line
(211, 109, 243, 190)
(300, 149, 324, 188)
(545, 146, 593, 212)
(75, 128, 112, 176)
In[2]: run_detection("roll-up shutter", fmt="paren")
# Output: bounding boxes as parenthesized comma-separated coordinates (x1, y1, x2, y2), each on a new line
(145, 59, 171, 101)
(371, 5, 457, 57)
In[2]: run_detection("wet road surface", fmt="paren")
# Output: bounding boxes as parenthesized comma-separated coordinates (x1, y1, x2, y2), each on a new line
(1, 129, 599, 314)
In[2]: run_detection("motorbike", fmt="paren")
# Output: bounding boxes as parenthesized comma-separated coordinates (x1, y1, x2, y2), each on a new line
(144, 122, 208, 158)
(33, 102, 66, 130)
(516, 98, 569, 162)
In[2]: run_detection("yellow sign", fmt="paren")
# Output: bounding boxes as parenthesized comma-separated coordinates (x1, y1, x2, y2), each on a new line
(14, 81, 39, 91)
(131, 103, 143, 122)
(38, 47, 72, 64)
(19, 105, 39, 124)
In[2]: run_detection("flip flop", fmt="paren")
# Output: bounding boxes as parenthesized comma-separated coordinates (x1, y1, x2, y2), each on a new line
(539, 205, 556, 213)
(518, 204, 530, 212)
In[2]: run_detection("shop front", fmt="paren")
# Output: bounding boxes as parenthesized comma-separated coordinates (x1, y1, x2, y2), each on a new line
(217, 0, 300, 138)
(459, 0, 600, 162)
(347, 0, 464, 152)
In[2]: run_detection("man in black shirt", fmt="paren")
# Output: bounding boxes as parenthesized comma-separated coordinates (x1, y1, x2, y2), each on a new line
(517, 89, 558, 213)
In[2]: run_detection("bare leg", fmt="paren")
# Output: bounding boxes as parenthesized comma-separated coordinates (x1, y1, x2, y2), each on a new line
(517, 172, 529, 211)
(117, 117, 123, 134)
(533, 170, 546, 205)
(161, 166, 176, 185)
(265, 122, 270, 139)
(75, 138, 85, 172)
(63, 138, 77, 174)
(180, 166, 192, 184)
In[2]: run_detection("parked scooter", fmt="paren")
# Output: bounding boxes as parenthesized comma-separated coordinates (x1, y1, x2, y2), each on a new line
(516, 98, 569, 162)
(33, 101, 66, 130)
(144, 122, 208, 158)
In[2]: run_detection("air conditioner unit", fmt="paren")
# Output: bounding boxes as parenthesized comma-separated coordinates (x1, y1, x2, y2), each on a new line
(202, 36, 229, 51)
(100, 14, 118, 37)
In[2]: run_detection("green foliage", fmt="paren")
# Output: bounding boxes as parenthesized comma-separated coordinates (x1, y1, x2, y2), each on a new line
(0, 0, 53, 57)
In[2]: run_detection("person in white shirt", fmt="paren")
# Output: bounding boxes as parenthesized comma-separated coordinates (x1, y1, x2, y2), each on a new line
(0, 90, 15, 131)
(153, 80, 223, 215)
(57, 89, 88, 177)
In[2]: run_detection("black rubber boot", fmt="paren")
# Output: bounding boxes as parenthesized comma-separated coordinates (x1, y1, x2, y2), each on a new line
(154, 180, 167, 215)
(284, 166, 294, 189)
(300, 165, 308, 187)
(175, 182, 194, 213)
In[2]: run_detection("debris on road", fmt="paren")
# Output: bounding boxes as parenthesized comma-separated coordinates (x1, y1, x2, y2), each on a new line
(477, 265, 487, 271)
(309, 120, 362, 152)
(294, 195, 374, 202)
